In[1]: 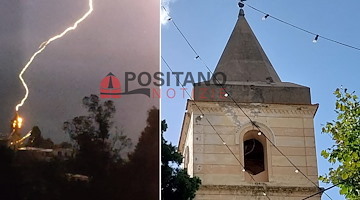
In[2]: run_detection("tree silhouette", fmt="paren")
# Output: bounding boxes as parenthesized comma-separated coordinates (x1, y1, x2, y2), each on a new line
(26, 126, 54, 149)
(161, 120, 201, 200)
(0, 95, 160, 200)
(62, 95, 159, 200)
(63, 94, 128, 178)
(124, 107, 159, 199)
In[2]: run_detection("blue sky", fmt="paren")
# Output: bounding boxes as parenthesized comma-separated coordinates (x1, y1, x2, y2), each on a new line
(161, 0, 360, 199)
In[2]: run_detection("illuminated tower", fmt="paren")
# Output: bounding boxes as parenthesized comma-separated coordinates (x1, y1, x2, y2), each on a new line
(8, 113, 23, 148)
(178, 7, 322, 200)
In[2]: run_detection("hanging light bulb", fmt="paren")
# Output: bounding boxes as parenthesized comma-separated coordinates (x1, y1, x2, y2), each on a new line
(313, 35, 319, 43)
(200, 114, 204, 119)
(238, 1, 245, 8)
(263, 192, 267, 196)
(224, 93, 229, 97)
(257, 132, 262, 136)
(17, 117, 23, 129)
(222, 142, 226, 145)
(262, 14, 270, 20)
(242, 168, 246, 172)
(295, 169, 299, 173)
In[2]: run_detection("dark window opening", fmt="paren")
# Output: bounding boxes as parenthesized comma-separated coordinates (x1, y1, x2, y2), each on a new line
(244, 139, 265, 175)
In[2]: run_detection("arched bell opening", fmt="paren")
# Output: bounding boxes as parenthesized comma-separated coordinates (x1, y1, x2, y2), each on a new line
(244, 139, 265, 175)
(243, 130, 269, 182)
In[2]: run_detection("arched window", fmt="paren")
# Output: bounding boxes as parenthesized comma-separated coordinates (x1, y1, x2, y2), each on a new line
(244, 139, 264, 175)
(243, 130, 269, 182)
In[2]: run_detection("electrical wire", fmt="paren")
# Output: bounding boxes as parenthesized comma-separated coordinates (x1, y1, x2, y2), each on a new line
(162, 4, 339, 200)
(244, 3, 360, 51)
(302, 182, 343, 200)
(162, 57, 271, 200)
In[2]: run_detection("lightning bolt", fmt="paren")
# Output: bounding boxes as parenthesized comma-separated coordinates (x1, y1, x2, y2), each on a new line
(15, 0, 94, 111)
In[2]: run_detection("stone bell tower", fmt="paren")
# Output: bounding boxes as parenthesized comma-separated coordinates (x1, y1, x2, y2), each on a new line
(178, 6, 322, 200)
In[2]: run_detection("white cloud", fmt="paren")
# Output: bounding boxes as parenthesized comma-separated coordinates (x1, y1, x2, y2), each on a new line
(161, 0, 175, 25)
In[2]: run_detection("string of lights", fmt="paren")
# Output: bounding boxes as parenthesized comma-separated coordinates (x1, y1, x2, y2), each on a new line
(162, 56, 330, 200)
(162, 4, 337, 200)
(162, 56, 271, 199)
(243, 3, 360, 51)
(301, 182, 343, 200)
(10, 130, 32, 146)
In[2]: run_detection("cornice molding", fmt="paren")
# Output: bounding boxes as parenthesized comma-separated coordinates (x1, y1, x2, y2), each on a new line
(188, 101, 318, 117)
(197, 184, 321, 196)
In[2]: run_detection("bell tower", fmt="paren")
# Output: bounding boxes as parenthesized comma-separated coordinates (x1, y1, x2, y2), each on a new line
(178, 5, 322, 200)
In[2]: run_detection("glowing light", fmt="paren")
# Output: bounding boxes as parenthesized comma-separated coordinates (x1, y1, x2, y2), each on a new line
(262, 14, 270, 20)
(222, 142, 226, 145)
(295, 169, 299, 173)
(224, 93, 229, 97)
(15, 0, 94, 111)
(200, 114, 204, 119)
(313, 35, 319, 43)
(12, 115, 23, 129)
(242, 169, 245, 172)
(17, 117, 23, 129)
(12, 130, 32, 145)
(257, 132, 262, 136)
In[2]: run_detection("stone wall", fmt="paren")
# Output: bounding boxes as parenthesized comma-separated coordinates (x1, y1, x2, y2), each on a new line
(179, 101, 321, 199)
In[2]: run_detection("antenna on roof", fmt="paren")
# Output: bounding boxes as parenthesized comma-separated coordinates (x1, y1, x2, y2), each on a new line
(238, 0, 246, 16)
(238, 0, 246, 7)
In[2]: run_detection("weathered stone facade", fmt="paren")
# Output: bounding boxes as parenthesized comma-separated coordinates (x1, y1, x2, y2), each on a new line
(178, 8, 322, 200)
(179, 102, 321, 199)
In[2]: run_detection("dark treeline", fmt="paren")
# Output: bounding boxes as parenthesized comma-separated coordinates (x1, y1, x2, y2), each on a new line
(0, 95, 159, 200)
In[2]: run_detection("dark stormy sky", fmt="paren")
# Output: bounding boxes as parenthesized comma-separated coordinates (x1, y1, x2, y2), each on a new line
(0, 0, 159, 144)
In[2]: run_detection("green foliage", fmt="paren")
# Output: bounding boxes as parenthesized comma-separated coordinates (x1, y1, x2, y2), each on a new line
(1, 95, 160, 200)
(319, 88, 360, 199)
(111, 127, 132, 161)
(63, 95, 121, 177)
(161, 120, 201, 200)
(125, 108, 159, 199)
(63, 96, 160, 199)
(64, 94, 116, 142)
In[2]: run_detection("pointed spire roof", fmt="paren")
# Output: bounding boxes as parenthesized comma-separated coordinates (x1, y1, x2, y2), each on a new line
(194, 8, 311, 105)
(213, 9, 281, 83)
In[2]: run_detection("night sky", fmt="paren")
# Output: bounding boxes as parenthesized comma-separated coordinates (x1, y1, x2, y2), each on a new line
(0, 0, 159, 145)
